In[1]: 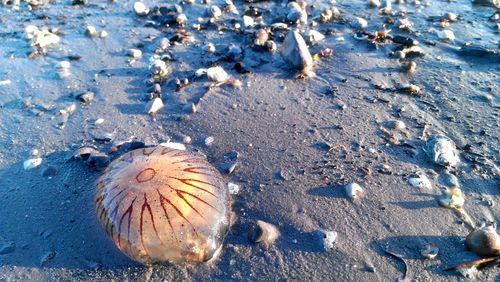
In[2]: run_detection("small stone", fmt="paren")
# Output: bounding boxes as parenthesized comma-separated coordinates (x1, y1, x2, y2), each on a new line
(440, 30, 455, 42)
(408, 173, 432, 190)
(182, 136, 192, 144)
(345, 183, 363, 200)
(421, 242, 439, 259)
(206, 66, 229, 83)
(465, 226, 500, 257)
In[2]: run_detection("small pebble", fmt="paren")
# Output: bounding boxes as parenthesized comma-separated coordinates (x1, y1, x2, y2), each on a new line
(345, 183, 363, 200)
(318, 229, 338, 251)
(134, 1, 149, 16)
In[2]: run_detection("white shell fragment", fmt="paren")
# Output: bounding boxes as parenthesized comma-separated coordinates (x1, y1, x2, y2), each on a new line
(133, 1, 149, 16)
(32, 29, 60, 48)
(147, 97, 164, 115)
(281, 31, 313, 70)
(24, 158, 42, 170)
(439, 187, 465, 209)
(351, 17, 368, 30)
(204, 136, 215, 146)
(440, 29, 455, 42)
(345, 183, 364, 200)
(425, 135, 460, 167)
(85, 25, 97, 37)
(206, 66, 229, 82)
(128, 48, 142, 59)
(209, 5, 222, 19)
(319, 229, 338, 251)
(159, 142, 186, 151)
(227, 182, 240, 195)
(408, 173, 432, 190)
(25, 25, 39, 40)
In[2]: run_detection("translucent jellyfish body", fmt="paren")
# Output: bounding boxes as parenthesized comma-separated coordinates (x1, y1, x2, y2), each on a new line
(95, 146, 231, 264)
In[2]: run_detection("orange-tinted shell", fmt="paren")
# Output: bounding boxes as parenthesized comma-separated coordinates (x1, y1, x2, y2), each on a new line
(95, 146, 230, 264)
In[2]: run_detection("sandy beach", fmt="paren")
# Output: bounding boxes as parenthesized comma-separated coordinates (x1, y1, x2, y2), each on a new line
(0, 0, 499, 281)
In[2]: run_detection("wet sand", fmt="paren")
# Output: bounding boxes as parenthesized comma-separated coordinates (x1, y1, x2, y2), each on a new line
(0, 0, 499, 281)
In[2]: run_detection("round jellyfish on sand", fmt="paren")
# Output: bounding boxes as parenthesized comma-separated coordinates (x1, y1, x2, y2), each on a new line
(95, 146, 231, 264)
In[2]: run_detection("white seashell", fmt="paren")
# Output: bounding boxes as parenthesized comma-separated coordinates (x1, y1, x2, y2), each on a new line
(133, 1, 149, 16)
(345, 183, 363, 200)
(209, 5, 222, 18)
(159, 142, 186, 151)
(25, 25, 39, 40)
(32, 30, 60, 48)
(204, 136, 215, 146)
(242, 15, 254, 28)
(206, 66, 229, 82)
(176, 13, 188, 26)
(281, 31, 313, 70)
(24, 158, 42, 170)
(99, 30, 108, 38)
(351, 17, 368, 30)
(227, 182, 240, 194)
(94, 118, 104, 125)
(408, 173, 432, 190)
(85, 25, 97, 37)
(128, 48, 142, 59)
(57, 61, 71, 70)
(425, 135, 460, 167)
(440, 29, 455, 41)
(319, 229, 338, 251)
(147, 97, 164, 115)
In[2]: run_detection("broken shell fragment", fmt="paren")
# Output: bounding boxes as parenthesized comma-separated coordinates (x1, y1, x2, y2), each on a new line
(318, 229, 338, 251)
(345, 183, 363, 200)
(227, 182, 239, 195)
(25, 25, 39, 39)
(247, 220, 280, 246)
(425, 135, 460, 167)
(439, 187, 464, 209)
(32, 29, 60, 48)
(133, 1, 149, 16)
(351, 17, 368, 30)
(95, 147, 231, 264)
(306, 30, 325, 45)
(287, 1, 307, 24)
(421, 242, 439, 259)
(465, 226, 500, 257)
(159, 142, 186, 151)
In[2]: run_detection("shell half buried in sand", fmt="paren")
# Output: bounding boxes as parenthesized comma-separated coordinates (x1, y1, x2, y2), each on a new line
(95, 146, 231, 265)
